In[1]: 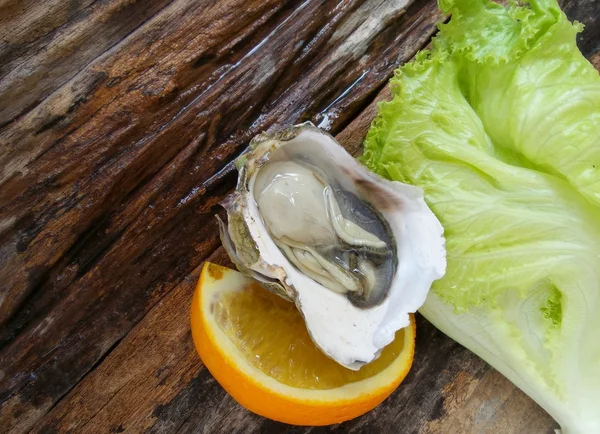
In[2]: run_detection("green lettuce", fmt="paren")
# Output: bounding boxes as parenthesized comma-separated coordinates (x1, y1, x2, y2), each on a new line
(362, 0, 600, 432)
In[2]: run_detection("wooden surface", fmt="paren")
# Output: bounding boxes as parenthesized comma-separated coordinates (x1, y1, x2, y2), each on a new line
(0, 0, 598, 432)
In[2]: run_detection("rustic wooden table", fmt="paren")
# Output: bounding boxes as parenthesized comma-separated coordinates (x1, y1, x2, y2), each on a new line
(1, 0, 598, 432)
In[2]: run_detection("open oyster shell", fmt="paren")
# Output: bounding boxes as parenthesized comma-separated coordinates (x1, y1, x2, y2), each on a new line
(218, 122, 446, 370)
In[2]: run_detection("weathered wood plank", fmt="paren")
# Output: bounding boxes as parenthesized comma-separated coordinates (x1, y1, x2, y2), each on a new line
(0, 0, 96, 78)
(0, 0, 442, 432)
(0, 0, 176, 127)
(29, 256, 209, 434)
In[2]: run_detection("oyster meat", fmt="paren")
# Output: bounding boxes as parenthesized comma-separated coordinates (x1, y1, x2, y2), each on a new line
(219, 122, 446, 369)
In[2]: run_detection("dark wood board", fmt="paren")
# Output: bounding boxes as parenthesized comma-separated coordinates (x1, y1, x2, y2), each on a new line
(0, 0, 598, 432)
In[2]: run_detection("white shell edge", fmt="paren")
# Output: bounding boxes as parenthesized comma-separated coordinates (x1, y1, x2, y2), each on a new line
(240, 126, 446, 369)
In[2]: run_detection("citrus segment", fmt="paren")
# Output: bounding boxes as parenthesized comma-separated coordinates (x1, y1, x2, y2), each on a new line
(191, 262, 416, 426)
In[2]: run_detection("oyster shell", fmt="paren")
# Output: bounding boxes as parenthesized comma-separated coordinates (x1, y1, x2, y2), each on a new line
(219, 122, 446, 369)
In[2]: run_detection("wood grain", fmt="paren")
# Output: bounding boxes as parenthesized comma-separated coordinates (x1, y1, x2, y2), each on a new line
(0, 0, 598, 432)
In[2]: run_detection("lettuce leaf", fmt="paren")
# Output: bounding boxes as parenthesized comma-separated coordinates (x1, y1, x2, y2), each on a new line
(362, 1, 600, 432)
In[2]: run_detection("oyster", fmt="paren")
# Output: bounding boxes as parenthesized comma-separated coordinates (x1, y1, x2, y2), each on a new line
(218, 122, 446, 369)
